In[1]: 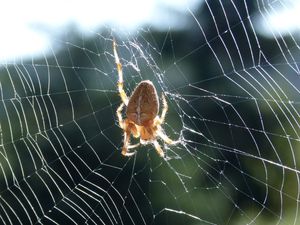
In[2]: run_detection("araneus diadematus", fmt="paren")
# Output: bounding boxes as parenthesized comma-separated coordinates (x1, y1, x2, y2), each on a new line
(113, 40, 176, 157)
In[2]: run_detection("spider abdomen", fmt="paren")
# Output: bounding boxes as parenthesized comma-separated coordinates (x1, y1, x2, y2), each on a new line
(126, 80, 159, 126)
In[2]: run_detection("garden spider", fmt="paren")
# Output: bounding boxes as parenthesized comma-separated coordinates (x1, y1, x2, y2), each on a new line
(113, 40, 176, 157)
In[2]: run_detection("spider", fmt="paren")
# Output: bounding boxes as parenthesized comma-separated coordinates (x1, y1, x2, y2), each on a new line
(113, 40, 176, 157)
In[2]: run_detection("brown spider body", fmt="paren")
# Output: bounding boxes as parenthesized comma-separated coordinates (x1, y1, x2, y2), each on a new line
(126, 80, 159, 126)
(113, 40, 176, 157)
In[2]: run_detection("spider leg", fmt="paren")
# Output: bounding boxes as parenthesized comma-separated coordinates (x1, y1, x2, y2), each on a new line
(116, 103, 125, 128)
(128, 143, 140, 149)
(122, 130, 135, 156)
(157, 129, 177, 145)
(156, 95, 178, 146)
(122, 130, 140, 156)
(124, 124, 140, 156)
(153, 140, 164, 158)
(113, 39, 129, 105)
(160, 93, 168, 124)
(117, 105, 139, 156)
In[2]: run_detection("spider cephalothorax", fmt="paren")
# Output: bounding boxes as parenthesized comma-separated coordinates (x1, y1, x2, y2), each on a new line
(113, 40, 175, 157)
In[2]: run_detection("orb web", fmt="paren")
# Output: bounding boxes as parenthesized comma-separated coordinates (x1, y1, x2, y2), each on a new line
(0, 1, 300, 225)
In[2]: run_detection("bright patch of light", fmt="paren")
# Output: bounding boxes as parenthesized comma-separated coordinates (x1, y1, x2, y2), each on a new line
(0, 21, 50, 63)
(268, 2, 300, 34)
(0, 0, 201, 63)
(256, 0, 300, 37)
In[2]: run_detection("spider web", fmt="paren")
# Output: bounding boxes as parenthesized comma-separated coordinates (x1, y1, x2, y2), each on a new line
(1, 0, 300, 225)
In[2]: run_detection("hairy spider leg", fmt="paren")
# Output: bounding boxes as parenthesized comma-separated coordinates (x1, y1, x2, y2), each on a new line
(122, 130, 136, 156)
(160, 93, 168, 123)
(116, 103, 125, 128)
(157, 129, 176, 145)
(116, 102, 140, 156)
(153, 140, 164, 157)
(113, 39, 129, 105)
(155, 95, 177, 146)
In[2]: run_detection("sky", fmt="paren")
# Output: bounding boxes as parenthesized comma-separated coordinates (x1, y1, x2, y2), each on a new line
(0, 0, 299, 63)
(0, 0, 200, 62)
(254, 0, 300, 38)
